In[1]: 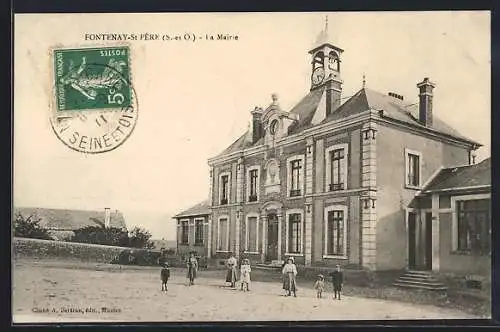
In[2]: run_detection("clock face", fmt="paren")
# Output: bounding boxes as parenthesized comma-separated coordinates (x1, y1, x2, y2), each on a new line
(312, 67, 325, 85)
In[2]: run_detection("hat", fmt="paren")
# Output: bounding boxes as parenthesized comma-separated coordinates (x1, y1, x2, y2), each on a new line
(287, 256, 294, 263)
(318, 274, 324, 279)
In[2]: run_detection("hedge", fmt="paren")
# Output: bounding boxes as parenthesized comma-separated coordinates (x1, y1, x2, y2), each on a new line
(13, 237, 184, 267)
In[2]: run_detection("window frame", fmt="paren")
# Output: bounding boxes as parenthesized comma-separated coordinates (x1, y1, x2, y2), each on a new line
(219, 171, 231, 205)
(244, 213, 260, 254)
(323, 205, 348, 259)
(285, 208, 304, 256)
(450, 194, 491, 254)
(216, 215, 230, 253)
(404, 148, 422, 189)
(180, 219, 189, 245)
(246, 165, 260, 203)
(286, 154, 305, 198)
(325, 143, 349, 192)
(194, 218, 205, 246)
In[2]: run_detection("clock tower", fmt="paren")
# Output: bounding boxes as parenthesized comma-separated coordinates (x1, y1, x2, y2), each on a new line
(309, 16, 344, 115)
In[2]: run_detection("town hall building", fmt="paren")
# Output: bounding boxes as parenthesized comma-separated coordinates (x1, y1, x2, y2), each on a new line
(175, 21, 490, 275)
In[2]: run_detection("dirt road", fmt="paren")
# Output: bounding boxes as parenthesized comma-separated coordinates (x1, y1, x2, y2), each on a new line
(12, 259, 476, 323)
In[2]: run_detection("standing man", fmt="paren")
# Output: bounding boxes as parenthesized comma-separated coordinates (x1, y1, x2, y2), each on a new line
(329, 264, 344, 300)
(186, 252, 198, 286)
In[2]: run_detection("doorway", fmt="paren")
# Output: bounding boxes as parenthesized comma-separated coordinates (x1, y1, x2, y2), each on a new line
(408, 211, 433, 271)
(266, 214, 279, 262)
(408, 212, 417, 269)
(424, 212, 433, 270)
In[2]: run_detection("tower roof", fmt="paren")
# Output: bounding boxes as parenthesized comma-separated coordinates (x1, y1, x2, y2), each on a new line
(310, 15, 341, 52)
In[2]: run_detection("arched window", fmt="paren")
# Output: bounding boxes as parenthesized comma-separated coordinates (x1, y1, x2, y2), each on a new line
(328, 51, 340, 72)
(313, 51, 324, 70)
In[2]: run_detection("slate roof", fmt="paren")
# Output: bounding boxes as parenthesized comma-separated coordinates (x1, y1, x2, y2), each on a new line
(339, 88, 477, 144)
(287, 86, 326, 134)
(173, 200, 211, 218)
(421, 158, 491, 193)
(13, 207, 127, 231)
(214, 87, 480, 159)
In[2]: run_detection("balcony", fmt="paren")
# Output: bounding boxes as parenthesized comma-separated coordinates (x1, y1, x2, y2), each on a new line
(248, 194, 258, 202)
(289, 189, 301, 197)
(329, 183, 344, 191)
(220, 198, 228, 205)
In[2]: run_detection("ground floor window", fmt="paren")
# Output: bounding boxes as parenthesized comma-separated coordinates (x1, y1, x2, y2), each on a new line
(217, 217, 229, 251)
(181, 220, 189, 245)
(246, 216, 258, 252)
(325, 208, 346, 256)
(457, 199, 490, 255)
(288, 213, 301, 254)
(195, 219, 204, 245)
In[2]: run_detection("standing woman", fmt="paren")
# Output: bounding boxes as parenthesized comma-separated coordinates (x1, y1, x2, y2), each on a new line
(225, 252, 238, 288)
(282, 257, 298, 297)
(186, 252, 198, 286)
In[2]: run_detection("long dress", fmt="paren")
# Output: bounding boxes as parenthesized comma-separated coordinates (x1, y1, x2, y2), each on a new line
(240, 264, 251, 284)
(225, 257, 238, 285)
(282, 263, 297, 293)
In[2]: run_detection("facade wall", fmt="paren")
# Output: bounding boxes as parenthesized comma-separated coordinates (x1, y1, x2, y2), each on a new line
(209, 123, 375, 266)
(376, 123, 470, 270)
(207, 115, 475, 270)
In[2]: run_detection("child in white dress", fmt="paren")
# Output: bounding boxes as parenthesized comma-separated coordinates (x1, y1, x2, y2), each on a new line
(240, 258, 251, 292)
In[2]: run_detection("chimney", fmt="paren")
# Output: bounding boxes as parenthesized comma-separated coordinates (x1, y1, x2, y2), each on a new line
(251, 107, 263, 143)
(417, 77, 436, 126)
(104, 208, 111, 228)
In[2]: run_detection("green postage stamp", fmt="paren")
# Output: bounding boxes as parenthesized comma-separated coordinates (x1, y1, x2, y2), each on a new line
(50, 45, 138, 154)
(54, 46, 132, 111)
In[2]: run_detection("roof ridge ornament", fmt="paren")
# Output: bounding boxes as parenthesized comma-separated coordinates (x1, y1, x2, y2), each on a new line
(271, 93, 278, 105)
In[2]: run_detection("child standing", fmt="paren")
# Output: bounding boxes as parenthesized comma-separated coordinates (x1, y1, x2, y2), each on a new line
(160, 262, 170, 292)
(240, 258, 251, 292)
(313, 274, 325, 298)
(329, 264, 344, 300)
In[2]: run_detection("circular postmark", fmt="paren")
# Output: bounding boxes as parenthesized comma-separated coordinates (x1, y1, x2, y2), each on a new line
(50, 49, 138, 154)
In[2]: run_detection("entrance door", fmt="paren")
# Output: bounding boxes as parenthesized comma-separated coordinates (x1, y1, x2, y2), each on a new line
(408, 212, 417, 269)
(424, 212, 433, 270)
(267, 214, 279, 262)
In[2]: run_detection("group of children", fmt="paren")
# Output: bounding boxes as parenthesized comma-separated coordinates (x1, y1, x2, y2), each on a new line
(158, 251, 344, 300)
(313, 264, 344, 300)
(225, 253, 252, 292)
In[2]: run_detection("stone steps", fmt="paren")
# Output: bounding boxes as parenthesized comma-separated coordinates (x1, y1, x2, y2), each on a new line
(394, 270, 447, 291)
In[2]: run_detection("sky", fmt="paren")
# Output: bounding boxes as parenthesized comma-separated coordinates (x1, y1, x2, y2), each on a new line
(13, 12, 490, 240)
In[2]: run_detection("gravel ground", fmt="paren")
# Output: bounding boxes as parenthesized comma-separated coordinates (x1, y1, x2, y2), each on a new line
(12, 259, 478, 323)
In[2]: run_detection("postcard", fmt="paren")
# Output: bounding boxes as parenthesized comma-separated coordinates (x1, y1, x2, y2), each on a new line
(12, 11, 491, 323)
